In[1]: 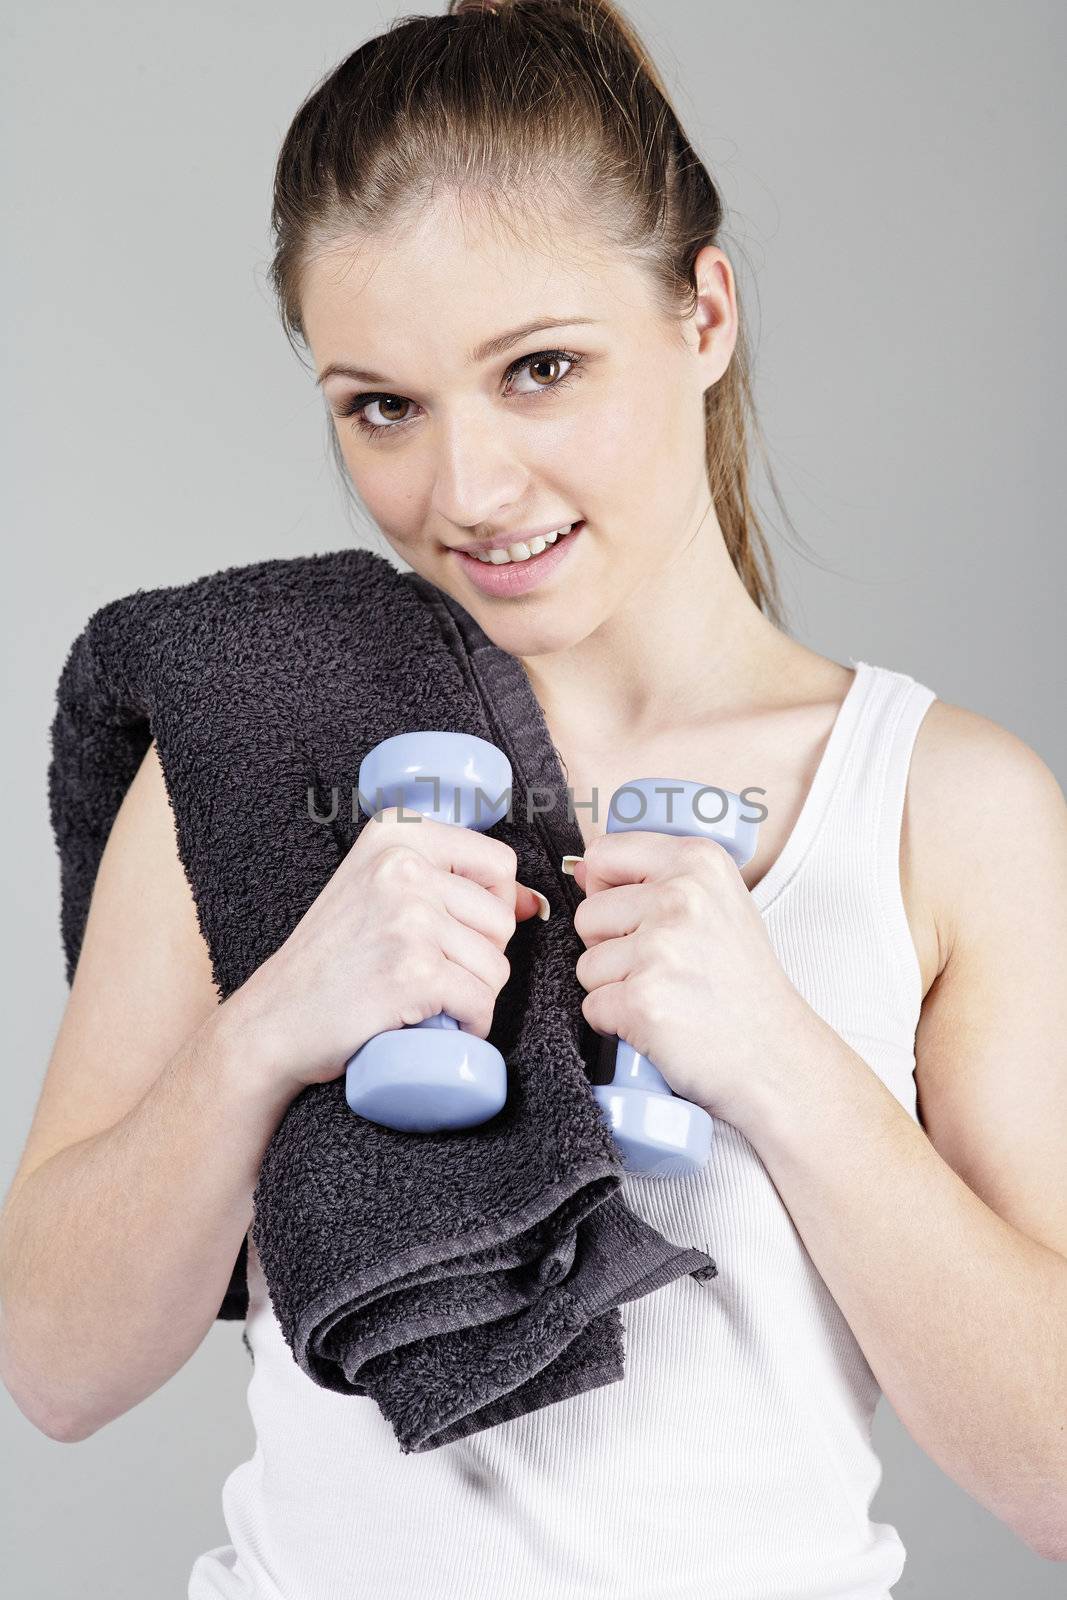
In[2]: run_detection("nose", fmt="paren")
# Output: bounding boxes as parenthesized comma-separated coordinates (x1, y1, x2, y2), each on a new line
(428, 416, 533, 533)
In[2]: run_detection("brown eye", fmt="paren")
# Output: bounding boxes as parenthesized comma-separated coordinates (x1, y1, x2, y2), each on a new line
(340, 347, 586, 441)
(525, 355, 565, 386)
(374, 397, 413, 423)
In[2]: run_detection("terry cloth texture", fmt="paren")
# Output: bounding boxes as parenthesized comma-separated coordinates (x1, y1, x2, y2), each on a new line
(46, 547, 718, 1453)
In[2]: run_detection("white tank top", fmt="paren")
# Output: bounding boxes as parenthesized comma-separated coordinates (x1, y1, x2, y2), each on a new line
(189, 658, 937, 1600)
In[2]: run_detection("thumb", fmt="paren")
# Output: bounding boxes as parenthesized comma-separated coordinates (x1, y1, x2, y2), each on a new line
(515, 881, 552, 922)
(561, 854, 587, 892)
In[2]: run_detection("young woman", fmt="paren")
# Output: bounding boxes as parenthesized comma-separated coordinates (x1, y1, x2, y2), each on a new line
(3, 2, 1064, 1596)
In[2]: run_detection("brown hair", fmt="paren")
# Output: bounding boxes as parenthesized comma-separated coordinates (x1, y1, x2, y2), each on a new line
(269, 0, 802, 628)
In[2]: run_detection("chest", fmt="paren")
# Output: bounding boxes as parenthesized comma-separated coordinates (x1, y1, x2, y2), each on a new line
(548, 731, 815, 897)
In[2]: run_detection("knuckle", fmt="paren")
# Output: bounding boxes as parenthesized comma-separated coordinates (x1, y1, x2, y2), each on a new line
(376, 843, 422, 881)
(688, 834, 727, 873)
(663, 877, 699, 918)
(405, 945, 439, 990)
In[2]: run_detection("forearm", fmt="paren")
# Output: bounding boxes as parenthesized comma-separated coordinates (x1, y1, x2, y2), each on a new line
(732, 1015, 1067, 1559)
(0, 1008, 294, 1442)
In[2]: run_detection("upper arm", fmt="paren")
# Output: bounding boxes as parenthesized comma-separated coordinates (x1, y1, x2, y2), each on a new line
(4, 740, 222, 1216)
(910, 703, 1067, 1258)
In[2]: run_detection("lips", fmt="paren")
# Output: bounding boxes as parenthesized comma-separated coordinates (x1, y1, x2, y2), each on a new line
(451, 520, 585, 596)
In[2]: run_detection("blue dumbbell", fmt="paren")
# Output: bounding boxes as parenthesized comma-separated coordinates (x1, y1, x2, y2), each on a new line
(344, 731, 514, 1132)
(590, 778, 760, 1178)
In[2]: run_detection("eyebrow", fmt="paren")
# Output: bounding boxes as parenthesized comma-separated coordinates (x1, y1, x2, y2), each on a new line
(314, 316, 601, 388)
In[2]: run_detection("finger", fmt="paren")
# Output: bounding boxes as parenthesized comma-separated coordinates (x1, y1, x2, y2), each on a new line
(439, 872, 549, 944)
(439, 869, 519, 950)
(515, 882, 552, 922)
(373, 807, 521, 905)
(562, 832, 680, 896)
(573, 882, 646, 947)
(435, 907, 513, 998)
(575, 932, 636, 993)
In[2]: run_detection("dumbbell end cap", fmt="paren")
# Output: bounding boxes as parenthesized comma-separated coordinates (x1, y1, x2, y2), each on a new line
(592, 1083, 714, 1176)
(345, 1030, 508, 1131)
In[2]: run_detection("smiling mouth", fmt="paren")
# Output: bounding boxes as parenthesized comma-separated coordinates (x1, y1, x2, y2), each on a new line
(461, 522, 581, 565)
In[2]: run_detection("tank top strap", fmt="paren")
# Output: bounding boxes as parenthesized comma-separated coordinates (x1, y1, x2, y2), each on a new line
(817, 656, 938, 1020)
(835, 659, 938, 867)
(748, 658, 874, 915)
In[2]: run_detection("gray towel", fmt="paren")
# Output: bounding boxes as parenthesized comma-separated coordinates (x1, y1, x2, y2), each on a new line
(47, 547, 717, 1452)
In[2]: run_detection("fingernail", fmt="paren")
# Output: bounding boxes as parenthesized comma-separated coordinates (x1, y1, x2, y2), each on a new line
(561, 854, 583, 876)
(530, 888, 552, 921)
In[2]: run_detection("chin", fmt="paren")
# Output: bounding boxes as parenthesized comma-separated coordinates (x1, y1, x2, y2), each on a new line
(475, 608, 593, 659)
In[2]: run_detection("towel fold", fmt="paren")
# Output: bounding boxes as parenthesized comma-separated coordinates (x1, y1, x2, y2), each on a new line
(47, 547, 717, 1452)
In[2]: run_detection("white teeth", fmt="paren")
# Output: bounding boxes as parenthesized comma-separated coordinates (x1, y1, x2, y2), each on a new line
(475, 524, 576, 564)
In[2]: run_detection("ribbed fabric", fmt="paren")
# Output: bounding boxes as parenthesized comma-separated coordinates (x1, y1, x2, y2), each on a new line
(189, 658, 936, 1600)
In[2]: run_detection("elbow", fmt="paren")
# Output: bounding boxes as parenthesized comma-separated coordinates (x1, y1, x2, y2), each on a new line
(48, 1417, 99, 1444)
(0, 1334, 99, 1445)
(37, 1401, 101, 1443)
(34, 1409, 97, 1445)
(1014, 1486, 1067, 1563)
(1020, 1527, 1067, 1564)
(2, 1379, 96, 1444)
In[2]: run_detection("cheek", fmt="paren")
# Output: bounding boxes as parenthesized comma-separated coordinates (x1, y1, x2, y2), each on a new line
(345, 458, 424, 543)
(561, 393, 645, 496)
(628, 389, 703, 512)
(583, 383, 681, 483)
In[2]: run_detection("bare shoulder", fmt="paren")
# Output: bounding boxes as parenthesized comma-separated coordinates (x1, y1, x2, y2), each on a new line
(904, 693, 1066, 979)
(903, 696, 1067, 1280)
(911, 694, 1060, 798)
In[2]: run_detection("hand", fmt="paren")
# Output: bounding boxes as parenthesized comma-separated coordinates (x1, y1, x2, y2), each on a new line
(568, 831, 818, 1131)
(221, 807, 550, 1100)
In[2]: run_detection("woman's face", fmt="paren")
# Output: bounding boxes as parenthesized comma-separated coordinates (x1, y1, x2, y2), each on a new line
(301, 197, 735, 656)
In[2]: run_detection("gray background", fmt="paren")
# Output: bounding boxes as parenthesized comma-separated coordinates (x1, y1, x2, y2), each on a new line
(3, 1, 1064, 1594)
